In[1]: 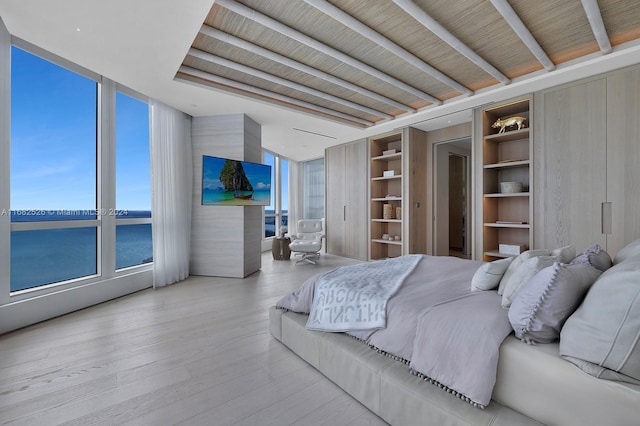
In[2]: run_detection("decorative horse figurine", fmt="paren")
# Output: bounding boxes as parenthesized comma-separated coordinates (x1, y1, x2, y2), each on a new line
(491, 116, 527, 133)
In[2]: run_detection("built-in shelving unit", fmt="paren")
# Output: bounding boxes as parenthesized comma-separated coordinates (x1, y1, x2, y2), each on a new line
(476, 98, 533, 261)
(369, 132, 404, 260)
(367, 128, 428, 260)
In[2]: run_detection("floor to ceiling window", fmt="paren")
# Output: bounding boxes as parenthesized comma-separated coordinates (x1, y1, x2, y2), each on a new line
(7, 44, 151, 295)
(280, 157, 289, 231)
(115, 90, 152, 270)
(10, 46, 98, 292)
(263, 150, 289, 239)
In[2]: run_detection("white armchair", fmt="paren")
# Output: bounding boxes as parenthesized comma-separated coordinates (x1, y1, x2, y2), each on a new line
(289, 219, 324, 264)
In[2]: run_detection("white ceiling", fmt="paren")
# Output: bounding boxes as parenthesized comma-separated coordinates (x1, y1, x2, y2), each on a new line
(1, 0, 639, 161)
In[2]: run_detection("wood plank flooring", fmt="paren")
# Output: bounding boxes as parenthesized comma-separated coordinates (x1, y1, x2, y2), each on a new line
(0, 252, 388, 426)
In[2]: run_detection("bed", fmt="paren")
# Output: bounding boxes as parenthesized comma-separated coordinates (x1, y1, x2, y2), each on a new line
(269, 241, 640, 426)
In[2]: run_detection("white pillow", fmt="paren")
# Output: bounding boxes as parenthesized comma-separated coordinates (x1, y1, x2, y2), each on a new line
(551, 245, 576, 263)
(501, 256, 557, 308)
(613, 239, 640, 265)
(498, 249, 551, 295)
(471, 257, 514, 292)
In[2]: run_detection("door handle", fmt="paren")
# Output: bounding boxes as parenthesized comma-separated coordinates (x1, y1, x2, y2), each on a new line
(343, 205, 346, 221)
(601, 202, 612, 234)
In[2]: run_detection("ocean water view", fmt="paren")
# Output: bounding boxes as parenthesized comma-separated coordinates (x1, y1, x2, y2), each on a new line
(202, 188, 271, 206)
(10, 210, 152, 292)
(265, 210, 288, 238)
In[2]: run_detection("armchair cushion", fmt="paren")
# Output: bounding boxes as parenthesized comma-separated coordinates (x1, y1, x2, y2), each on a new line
(290, 220, 324, 253)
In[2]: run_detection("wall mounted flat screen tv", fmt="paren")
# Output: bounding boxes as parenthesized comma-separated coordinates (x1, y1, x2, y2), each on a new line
(201, 155, 272, 206)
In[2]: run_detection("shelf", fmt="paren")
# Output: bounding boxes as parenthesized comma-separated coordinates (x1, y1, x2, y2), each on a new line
(483, 160, 530, 169)
(484, 192, 530, 198)
(371, 152, 402, 161)
(370, 132, 402, 260)
(484, 222, 530, 228)
(371, 197, 402, 201)
(372, 175, 402, 181)
(479, 98, 532, 262)
(371, 238, 402, 246)
(484, 250, 517, 258)
(484, 128, 529, 142)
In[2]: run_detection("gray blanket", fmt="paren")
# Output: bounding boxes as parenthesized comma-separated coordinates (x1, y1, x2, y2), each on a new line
(306, 255, 422, 332)
(410, 291, 512, 407)
(276, 255, 512, 407)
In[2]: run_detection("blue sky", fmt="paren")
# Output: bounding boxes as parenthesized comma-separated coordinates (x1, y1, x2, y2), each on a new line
(10, 46, 150, 211)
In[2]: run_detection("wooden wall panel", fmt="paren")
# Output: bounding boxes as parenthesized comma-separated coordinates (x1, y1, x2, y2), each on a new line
(325, 144, 346, 256)
(325, 139, 367, 260)
(344, 140, 368, 260)
(533, 78, 607, 252)
(606, 66, 640, 256)
(190, 114, 262, 278)
(406, 127, 429, 254)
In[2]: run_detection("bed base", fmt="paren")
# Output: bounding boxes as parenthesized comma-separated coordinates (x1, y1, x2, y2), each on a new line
(269, 307, 541, 426)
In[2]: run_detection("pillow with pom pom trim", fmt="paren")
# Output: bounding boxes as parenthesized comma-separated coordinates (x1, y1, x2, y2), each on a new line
(508, 262, 601, 344)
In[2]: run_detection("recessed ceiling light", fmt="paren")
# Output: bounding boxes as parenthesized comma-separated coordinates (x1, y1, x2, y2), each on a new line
(76, 28, 81, 32)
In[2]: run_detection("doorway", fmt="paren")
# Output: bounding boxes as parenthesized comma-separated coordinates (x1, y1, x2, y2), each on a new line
(433, 138, 472, 258)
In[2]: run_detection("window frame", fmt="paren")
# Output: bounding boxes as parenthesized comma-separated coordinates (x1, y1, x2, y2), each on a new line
(262, 149, 290, 248)
(114, 86, 152, 271)
(4, 38, 152, 302)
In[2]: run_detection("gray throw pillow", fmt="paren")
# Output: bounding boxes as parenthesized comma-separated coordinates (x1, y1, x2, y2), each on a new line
(570, 243, 612, 272)
(560, 255, 640, 384)
(508, 262, 601, 344)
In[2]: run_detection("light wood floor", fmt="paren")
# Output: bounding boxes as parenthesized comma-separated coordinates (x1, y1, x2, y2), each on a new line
(0, 252, 388, 426)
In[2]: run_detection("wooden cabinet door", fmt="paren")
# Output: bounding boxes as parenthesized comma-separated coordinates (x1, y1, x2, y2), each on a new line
(325, 144, 346, 256)
(607, 66, 640, 256)
(344, 139, 368, 260)
(534, 78, 607, 252)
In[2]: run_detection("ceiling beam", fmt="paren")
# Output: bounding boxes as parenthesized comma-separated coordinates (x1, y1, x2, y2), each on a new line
(391, 0, 510, 85)
(177, 66, 375, 127)
(303, 0, 472, 96)
(215, 0, 442, 105)
(489, 0, 555, 71)
(187, 48, 394, 120)
(580, 0, 612, 54)
(199, 25, 415, 113)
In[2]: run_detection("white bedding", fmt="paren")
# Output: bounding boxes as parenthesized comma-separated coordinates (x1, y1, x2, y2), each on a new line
(277, 255, 512, 407)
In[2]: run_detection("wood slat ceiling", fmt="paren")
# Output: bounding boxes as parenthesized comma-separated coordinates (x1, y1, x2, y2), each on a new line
(176, 0, 640, 128)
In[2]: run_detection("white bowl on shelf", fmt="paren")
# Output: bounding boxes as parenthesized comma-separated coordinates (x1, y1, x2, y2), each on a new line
(499, 181, 523, 193)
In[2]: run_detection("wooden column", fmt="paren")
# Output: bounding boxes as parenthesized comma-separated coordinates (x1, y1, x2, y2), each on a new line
(190, 114, 262, 278)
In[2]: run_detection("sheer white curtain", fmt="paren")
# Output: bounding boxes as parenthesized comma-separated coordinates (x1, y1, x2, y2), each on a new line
(303, 158, 325, 220)
(302, 158, 325, 242)
(149, 99, 193, 288)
